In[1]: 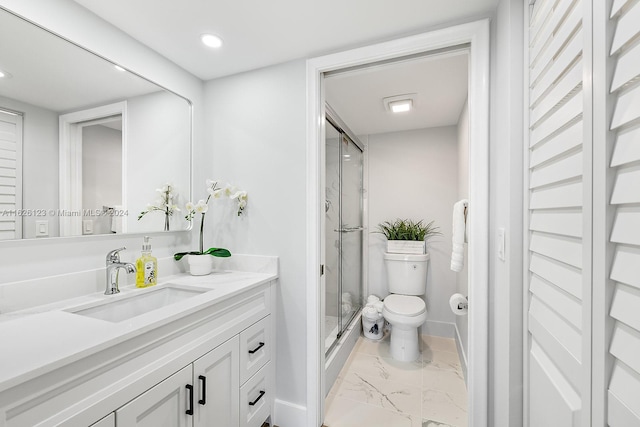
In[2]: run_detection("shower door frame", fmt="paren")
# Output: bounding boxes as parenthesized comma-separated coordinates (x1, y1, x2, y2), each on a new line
(324, 107, 365, 356)
(306, 19, 490, 427)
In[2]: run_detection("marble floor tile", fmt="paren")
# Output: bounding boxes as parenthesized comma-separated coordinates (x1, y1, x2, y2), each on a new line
(422, 346, 462, 372)
(353, 333, 394, 359)
(324, 395, 422, 427)
(334, 370, 422, 417)
(421, 335, 458, 353)
(345, 351, 424, 387)
(422, 389, 468, 427)
(325, 335, 467, 427)
(422, 420, 457, 427)
(422, 367, 466, 396)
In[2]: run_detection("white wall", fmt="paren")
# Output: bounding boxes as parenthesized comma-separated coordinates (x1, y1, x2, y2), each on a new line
(488, 0, 524, 425)
(0, 95, 59, 239)
(203, 60, 307, 421)
(0, 0, 202, 297)
(456, 100, 469, 360)
(368, 127, 459, 336)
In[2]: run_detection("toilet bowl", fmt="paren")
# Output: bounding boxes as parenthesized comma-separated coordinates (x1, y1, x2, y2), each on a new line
(382, 294, 427, 361)
(383, 252, 429, 362)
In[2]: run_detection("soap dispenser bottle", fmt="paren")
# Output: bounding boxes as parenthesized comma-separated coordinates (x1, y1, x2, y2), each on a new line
(136, 236, 157, 288)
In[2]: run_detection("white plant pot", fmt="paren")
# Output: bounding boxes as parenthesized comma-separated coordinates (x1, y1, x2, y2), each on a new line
(387, 240, 426, 254)
(187, 254, 213, 276)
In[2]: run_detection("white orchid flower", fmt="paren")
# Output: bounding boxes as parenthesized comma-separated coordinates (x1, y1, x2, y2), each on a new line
(171, 204, 180, 212)
(185, 201, 195, 212)
(195, 200, 209, 213)
(213, 188, 224, 199)
(231, 190, 247, 200)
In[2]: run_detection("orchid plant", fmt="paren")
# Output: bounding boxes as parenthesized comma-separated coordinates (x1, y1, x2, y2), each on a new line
(173, 179, 248, 261)
(137, 183, 180, 231)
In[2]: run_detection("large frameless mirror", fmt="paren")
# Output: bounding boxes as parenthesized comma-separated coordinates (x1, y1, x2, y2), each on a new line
(0, 8, 192, 240)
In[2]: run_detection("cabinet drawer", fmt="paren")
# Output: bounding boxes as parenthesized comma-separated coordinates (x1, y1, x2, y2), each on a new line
(239, 315, 271, 384)
(239, 362, 272, 427)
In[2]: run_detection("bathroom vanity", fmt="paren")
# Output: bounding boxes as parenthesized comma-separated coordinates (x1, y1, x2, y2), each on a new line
(0, 270, 277, 427)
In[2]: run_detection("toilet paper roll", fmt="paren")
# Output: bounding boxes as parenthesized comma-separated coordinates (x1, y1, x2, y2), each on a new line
(449, 293, 468, 316)
(367, 295, 380, 304)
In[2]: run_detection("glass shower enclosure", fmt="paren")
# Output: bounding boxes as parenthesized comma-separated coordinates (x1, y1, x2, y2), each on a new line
(324, 109, 364, 355)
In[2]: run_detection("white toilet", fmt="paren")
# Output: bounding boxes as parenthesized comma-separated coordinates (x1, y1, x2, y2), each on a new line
(382, 252, 429, 362)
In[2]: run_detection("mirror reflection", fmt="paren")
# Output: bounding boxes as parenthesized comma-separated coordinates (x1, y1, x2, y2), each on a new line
(0, 8, 191, 240)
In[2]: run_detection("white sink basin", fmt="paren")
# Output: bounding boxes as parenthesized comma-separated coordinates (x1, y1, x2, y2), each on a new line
(70, 286, 208, 323)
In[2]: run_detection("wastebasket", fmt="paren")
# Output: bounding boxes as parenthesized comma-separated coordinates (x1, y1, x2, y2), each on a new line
(362, 306, 384, 340)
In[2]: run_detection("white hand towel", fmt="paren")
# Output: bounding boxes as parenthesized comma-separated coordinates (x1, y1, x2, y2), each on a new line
(451, 199, 468, 272)
(373, 301, 384, 313)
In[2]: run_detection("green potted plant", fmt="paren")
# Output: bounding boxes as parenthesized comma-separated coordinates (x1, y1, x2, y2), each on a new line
(174, 179, 248, 275)
(376, 218, 441, 254)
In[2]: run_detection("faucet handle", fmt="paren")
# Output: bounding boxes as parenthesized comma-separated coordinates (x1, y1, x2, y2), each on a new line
(106, 247, 126, 263)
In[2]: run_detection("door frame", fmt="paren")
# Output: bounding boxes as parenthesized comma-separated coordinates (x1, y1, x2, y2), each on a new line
(306, 19, 490, 426)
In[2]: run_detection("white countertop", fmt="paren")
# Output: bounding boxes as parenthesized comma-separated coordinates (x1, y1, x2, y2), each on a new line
(0, 269, 276, 394)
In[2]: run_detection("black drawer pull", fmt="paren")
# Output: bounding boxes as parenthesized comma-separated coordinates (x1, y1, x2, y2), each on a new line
(198, 375, 206, 405)
(248, 390, 266, 406)
(186, 384, 194, 415)
(248, 342, 265, 354)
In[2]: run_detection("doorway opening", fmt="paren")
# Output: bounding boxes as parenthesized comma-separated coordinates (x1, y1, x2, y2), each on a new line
(306, 19, 489, 427)
(59, 101, 126, 236)
(323, 47, 470, 426)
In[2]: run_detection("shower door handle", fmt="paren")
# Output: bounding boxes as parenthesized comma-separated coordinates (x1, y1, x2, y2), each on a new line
(334, 226, 363, 233)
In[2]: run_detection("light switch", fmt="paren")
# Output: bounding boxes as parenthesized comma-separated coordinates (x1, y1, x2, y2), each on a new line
(497, 228, 505, 261)
(35, 220, 48, 237)
(83, 219, 93, 235)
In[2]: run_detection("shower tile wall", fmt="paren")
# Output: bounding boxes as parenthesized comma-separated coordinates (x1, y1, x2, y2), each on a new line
(325, 334, 467, 427)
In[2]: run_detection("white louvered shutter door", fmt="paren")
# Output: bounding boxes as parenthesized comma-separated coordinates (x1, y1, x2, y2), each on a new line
(0, 109, 22, 240)
(527, 0, 592, 425)
(606, 0, 640, 424)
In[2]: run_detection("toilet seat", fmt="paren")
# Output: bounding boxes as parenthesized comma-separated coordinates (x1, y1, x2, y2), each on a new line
(384, 294, 426, 317)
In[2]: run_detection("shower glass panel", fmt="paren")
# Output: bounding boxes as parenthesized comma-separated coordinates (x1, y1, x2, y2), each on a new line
(324, 114, 363, 355)
(339, 134, 363, 334)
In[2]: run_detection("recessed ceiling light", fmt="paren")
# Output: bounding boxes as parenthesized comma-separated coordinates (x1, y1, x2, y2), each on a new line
(383, 94, 417, 113)
(389, 100, 413, 113)
(0, 69, 13, 79)
(201, 34, 223, 49)
(114, 65, 126, 72)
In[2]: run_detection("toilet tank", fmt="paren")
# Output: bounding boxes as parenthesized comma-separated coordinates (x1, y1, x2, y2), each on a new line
(384, 253, 429, 295)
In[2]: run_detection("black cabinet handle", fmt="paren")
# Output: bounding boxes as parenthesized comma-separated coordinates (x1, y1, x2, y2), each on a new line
(248, 390, 266, 406)
(186, 384, 194, 415)
(198, 375, 206, 405)
(248, 342, 265, 354)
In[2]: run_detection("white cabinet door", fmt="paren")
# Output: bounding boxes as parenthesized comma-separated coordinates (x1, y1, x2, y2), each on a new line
(116, 365, 192, 427)
(90, 413, 115, 427)
(193, 335, 240, 427)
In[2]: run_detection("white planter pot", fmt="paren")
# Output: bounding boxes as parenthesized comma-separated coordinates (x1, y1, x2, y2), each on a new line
(387, 240, 426, 254)
(187, 254, 213, 276)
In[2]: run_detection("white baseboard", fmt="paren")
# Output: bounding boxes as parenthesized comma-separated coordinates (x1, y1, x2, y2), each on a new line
(273, 398, 306, 427)
(421, 319, 456, 338)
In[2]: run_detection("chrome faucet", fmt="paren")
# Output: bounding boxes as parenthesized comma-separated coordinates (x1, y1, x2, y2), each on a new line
(105, 247, 136, 295)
